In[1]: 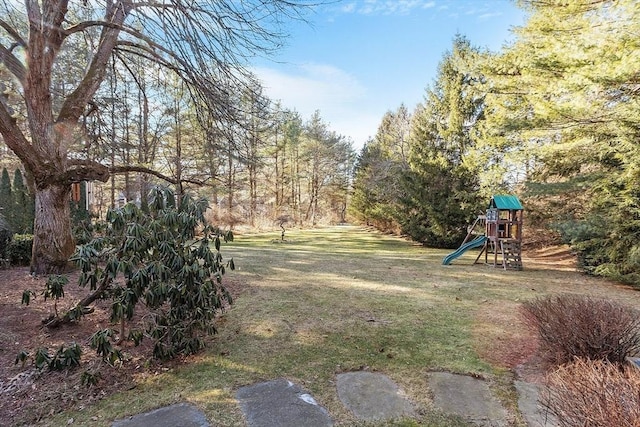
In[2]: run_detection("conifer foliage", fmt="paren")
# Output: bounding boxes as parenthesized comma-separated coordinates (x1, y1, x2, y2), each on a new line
(0, 167, 34, 235)
(11, 169, 33, 234)
(483, 0, 640, 283)
(398, 36, 484, 247)
(356, 1, 640, 285)
(349, 106, 411, 232)
(0, 168, 12, 231)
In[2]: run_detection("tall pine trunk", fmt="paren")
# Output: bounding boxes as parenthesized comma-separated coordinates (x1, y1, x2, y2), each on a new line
(31, 182, 75, 274)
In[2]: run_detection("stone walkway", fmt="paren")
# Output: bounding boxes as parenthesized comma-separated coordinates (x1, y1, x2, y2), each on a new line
(112, 371, 558, 427)
(428, 372, 508, 427)
(336, 371, 414, 421)
(236, 379, 332, 427)
(111, 403, 209, 427)
(514, 380, 558, 427)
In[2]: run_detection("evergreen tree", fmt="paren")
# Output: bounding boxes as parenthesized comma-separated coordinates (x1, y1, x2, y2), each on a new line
(12, 169, 34, 233)
(485, 0, 640, 283)
(400, 36, 484, 248)
(401, 156, 480, 248)
(0, 168, 13, 232)
(350, 141, 392, 228)
(349, 105, 411, 231)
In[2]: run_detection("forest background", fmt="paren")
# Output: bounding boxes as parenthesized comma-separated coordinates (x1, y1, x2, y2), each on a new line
(1, 0, 639, 286)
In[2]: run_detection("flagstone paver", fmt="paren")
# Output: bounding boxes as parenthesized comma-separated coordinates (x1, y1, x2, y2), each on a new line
(336, 371, 415, 421)
(111, 403, 209, 427)
(514, 380, 559, 427)
(428, 372, 508, 427)
(236, 378, 333, 427)
(110, 372, 556, 427)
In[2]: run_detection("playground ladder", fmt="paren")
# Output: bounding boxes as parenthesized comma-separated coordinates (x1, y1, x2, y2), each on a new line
(500, 240, 522, 270)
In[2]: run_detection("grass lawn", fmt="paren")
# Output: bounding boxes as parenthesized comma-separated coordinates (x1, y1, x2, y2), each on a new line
(46, 225, 640, 426)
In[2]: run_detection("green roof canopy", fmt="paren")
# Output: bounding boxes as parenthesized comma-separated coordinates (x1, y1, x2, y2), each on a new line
(489, 195, 524, 211)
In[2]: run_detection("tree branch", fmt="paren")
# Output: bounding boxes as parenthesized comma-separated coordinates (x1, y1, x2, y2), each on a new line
(0, 18, 26, 47)
(0, 102, 40, 172)
(0, 43, 26, 82)
(46, 275, 109, 328)
(110, 165, 207, 186)
(62, 159, 111, 183)
(63, 2, 181, 35)
(50, 159, 213, 187)
(57, 0, 133, 123)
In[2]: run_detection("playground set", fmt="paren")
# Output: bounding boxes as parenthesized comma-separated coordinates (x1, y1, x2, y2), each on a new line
(442, 195, 524, 270)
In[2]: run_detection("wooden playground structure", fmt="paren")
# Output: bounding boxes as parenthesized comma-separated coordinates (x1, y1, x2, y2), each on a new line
(444, 195, 524, 270)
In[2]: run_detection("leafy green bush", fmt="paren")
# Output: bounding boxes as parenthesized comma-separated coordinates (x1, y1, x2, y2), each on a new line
(89, 329, 122, 366)
(49, 343, 82, 370)
(523, 294, 640, 368)
(7, 233, 32, 265)
(28, 343, 82, 371)
(34, 348, 51, 370)
(80, 370, 101, 387)
(14, 350, 28, 367)
(68, 187, 234, 360)
(42, 275, 68, 318)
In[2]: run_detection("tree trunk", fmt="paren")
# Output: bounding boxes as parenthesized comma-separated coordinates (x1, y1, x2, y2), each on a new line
(138, 82, 150, 209)
(274, 130, 280, 207)
(249, 159, 257, 226)
(227, 149, 234, 224)
(31, 183, 75, 274)
(173, 98, 183, 205)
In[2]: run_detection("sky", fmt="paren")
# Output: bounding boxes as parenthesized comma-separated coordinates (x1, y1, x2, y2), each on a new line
(252, 0, 527, 150)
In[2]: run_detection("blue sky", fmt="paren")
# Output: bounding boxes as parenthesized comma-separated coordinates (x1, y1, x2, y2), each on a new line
(253, 0, 527, 150)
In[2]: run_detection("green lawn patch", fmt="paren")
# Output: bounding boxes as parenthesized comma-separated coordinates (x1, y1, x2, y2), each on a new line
(47, 225, 639, 426)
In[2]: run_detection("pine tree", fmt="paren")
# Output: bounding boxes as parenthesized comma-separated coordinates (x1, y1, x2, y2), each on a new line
(0, 168, 13, 232)
(484, 0, 640, 284)
(349, 105, 411, 231)
(12, 169, 34, 233)
(399, 36, 484, 248)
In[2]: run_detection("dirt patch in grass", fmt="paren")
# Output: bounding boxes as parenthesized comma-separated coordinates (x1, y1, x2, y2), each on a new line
(473, 301, 545, 385)
(0, 267, 243, 426)
(473, 302, 538, 368)
(525, 245, 578, 272)
(473, 246, 575, 383)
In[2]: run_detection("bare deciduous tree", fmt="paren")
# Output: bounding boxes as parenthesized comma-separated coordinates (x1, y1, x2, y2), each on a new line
(0, 0, 309, 273)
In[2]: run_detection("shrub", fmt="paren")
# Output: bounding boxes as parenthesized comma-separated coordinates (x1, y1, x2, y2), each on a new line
(89, 329, 122, 366)
(522, 294, 640, 367)
(0, 213, 11, 260)
(42, 275, 68, 318)
(49, 342, 82, 370)
(542, 358, 640, 427)
(80, 370, 101, 387)
(68, 187, 234, 360)
(30, 343, 82, 371)
(7, 233, 33, 266)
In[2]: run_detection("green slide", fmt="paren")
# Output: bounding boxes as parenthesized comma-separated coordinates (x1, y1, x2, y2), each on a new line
(442, 235, 487, 265)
